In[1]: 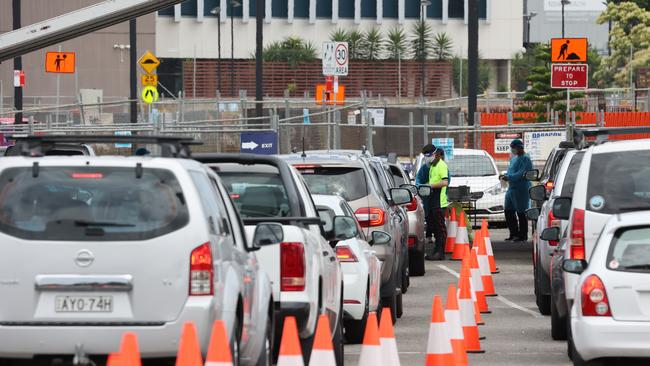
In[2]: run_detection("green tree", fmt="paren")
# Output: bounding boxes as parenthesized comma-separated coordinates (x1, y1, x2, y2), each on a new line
(410, 20, 434, 61)
(262, 36, 317, 67)
(330, 28, 348, 42)
(347, 30, 365, 60)
(432, 32, 454, 61)
(362, 27, 385, 60)
(607, 0, 650, 11)
(452, 56, 492, 96)
(386, 26, 409, 60)
(596, 2, 650, 86)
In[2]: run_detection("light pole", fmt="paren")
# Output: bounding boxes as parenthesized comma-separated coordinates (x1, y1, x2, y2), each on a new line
(420, 0, 431, 97)
(230, 0, 241, 97)
(524, 12, 537, 47)
(561, 0, 570, 38)
(210, 7, 222, 93)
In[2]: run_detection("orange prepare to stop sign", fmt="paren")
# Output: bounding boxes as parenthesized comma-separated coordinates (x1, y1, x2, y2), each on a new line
(45, 52, 76, 73)
(551, 38, 588, 63)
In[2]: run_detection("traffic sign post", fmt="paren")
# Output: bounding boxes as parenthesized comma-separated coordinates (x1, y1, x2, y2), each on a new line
(240, 132, 278, 155)
(138, 50, 160, 74)
(322, 42, 348, 76)
(141, 86, 159, 104)
(551, 38, 588, 63)
(551, 64, 588, 89)
(141, 74, 158, 87)
(45, 52, 76, 73)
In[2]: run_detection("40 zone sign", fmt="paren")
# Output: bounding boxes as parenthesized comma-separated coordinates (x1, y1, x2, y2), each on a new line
(551, 64, 588, 89)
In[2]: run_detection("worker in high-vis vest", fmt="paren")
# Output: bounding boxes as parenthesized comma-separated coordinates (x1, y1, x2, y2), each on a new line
(425, 147, 449, 261)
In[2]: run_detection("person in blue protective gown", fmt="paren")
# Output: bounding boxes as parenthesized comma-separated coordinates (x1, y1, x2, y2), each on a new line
(499, 139, 533, 242)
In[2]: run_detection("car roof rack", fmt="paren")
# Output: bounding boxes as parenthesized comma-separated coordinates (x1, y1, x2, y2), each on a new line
(8, 134, 201, 158)
(573, 127, 650, 149)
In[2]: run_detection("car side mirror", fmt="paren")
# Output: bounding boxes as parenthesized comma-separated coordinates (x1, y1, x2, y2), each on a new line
(418, 185, 432, 197)
(400, 184, 418, 196)
(552, 197, 572, 220)
(563, 259, 587, 274)
(525, 169, 540, 182)
(525, 207, 541, 221)
(529, 184, 547, 202)
(316, 205, 336, 241)
(332, 216, 359, 242)
(369, 231, 392, 246)
(541, 226, 560, 242)
(251, 223, 284, 249)
(390, 187, 412, 205)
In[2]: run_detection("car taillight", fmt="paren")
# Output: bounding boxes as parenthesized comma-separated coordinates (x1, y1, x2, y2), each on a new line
(570, 208, 585, 259)
(281, 242, 305, 291)
(355, 207, 386, 227)
(408, 236, 417, 248)
(405, 197, 418, 211)
(335, 246, 358, 262)
(547, 210, 560, 246)
(190, 243, 213, 296)
(581, 275, 611, 316)
(545, 181, 554, 193)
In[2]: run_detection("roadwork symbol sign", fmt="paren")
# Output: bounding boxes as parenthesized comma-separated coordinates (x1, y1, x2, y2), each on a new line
(141, 86, 159, 104)
(138, 50, 160, 74)
(45, 52, 76, 73)
(551, 38, 588, 63)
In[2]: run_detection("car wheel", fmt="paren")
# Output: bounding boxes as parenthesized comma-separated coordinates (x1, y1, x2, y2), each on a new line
(333, 303, 345, 365)
(230, 316, 242, 366)
(257, 311, 274, 366)
(396, 293, 403, 319)
(401, 264, 409, 294)
(535, 260, 551, 315)
(381, 293, 397, 324)
(551, 294, 567, 341)
(345, 284, 369, 344)
(410, 248, 426, 276)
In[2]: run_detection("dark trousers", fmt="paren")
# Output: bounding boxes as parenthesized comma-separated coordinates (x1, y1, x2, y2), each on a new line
(426, 207, 447, 257)
(505, 209, 528, 240)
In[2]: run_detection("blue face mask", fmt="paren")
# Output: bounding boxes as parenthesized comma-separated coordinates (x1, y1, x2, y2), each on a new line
(510, 148, 517, 155)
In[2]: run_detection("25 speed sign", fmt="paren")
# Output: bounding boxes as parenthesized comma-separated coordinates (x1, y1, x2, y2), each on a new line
(551, 64, 588, 89)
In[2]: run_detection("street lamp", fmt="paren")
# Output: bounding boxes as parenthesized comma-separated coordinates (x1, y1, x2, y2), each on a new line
(230, 0, 241, 97)
(420, 0, 431, 97)
(524, 12, 537, 46)
(210, 6, 222, 93)
(561, 0, 570, 38)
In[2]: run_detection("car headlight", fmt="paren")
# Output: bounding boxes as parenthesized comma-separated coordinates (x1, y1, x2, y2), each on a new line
(484, 183, 506, 196)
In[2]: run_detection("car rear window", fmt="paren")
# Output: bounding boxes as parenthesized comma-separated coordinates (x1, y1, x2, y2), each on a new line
(447, 155, 495, 177)
(296, 166, 369, 202)
(0, 166, 189, 241)
(587, 150, 650, 214)
(218, 172, 293, 218)
(607, 226, 650, 273)
(559, 152, 584, 196)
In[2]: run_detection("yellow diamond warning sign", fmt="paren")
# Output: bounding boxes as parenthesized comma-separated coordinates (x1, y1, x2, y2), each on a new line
(138, 50, 160, 74)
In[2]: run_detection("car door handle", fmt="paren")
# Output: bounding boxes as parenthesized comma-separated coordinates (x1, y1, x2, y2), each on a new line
(323, 251, 330, 256)
(330, 256, 336, 262)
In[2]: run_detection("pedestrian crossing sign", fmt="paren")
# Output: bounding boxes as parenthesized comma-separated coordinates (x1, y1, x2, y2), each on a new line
(141, 86, 159, 104)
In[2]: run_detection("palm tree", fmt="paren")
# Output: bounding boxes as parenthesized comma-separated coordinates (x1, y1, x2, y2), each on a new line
(347, 30, 365, 60)
(386, 26, 408, 60)
(362, 27, 385, 60)
(329, 28, 348, 42)
(262, 36, 317, 67)
(432, 32, 454, 61)
(410, 20, 434, 61)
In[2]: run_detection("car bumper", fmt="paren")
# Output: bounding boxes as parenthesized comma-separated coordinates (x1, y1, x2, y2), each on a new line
(342, 264, 369, 320)
(572, 316, 650, 360)
(273, 301, 311, 341)
(466, 194, 506, 223)
(0, 297, 219, 358)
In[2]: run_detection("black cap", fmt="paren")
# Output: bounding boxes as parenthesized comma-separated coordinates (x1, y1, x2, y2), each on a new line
(422, 144, 436, 156)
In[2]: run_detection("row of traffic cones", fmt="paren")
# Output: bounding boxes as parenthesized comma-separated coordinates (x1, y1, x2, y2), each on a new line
(447, 210, 499, 275)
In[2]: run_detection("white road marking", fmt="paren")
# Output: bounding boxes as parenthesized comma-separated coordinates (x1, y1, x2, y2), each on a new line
(437, 264, 543, 318)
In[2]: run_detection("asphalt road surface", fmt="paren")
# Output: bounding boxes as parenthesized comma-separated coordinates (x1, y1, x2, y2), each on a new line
(344, 229, 572, 366)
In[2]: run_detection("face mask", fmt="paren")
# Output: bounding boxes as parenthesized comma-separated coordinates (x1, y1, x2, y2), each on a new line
(510, 148, 517, 155)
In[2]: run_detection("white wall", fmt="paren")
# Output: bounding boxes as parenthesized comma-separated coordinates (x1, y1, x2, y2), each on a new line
(156, 0, 523, 61)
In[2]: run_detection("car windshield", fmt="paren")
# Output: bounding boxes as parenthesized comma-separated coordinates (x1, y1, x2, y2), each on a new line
(296, 166, 369, 202)
(586, 150, 650, 214)
(0, 166, 188, 241)
(608, 226, 650, 273)
(447, 155, 496, 177)
(218, 172, 292, 218)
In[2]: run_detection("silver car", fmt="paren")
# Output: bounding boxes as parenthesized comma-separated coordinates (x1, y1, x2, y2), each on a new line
(0, 137, 273, 365)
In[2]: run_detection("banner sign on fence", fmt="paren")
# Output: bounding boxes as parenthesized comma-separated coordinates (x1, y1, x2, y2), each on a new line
(494, 132, 523, 154)
(431, 138, 454, 160)
(240, 132, 278, 155)
(114, 131, 132, 149)
(368, 108, 385, 126)
(524, 131, 565, 161)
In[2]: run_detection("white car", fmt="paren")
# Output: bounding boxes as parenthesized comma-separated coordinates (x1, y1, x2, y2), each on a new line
(312, 194, 383, 343)
(564, 211, 650, 365)
(0, 136, 274, 365)
(415, 149, 506, 224)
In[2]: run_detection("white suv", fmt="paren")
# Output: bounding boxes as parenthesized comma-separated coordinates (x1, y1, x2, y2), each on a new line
(0, 136, 274, 365)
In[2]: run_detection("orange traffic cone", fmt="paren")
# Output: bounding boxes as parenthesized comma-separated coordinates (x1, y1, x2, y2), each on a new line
(476, 230, 497, 297)
(119, 333, 142, 366)
(470, 247, 490, 314)
(176, 323, 203, 366)
(459, 249, 484, 326)
(481, 220, 499, 274)
(309, 314, 336, 366)
(358, 312, 382, 366)
(106, 353, 124, 366)
(278, 317, 304, 366)
(458, 275, 484, 353)
(206, 320, 233, 366)
(379, 308, 401, 366)
(445, 208, 458, 254)
(425, 296, 455, 366)
(445, 285, 468, 366)
(452, 213, 470, 260)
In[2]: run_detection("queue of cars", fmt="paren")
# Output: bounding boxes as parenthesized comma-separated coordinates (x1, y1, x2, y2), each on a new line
(0, 136, 426, 366)
(526, 128, 650, 365)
